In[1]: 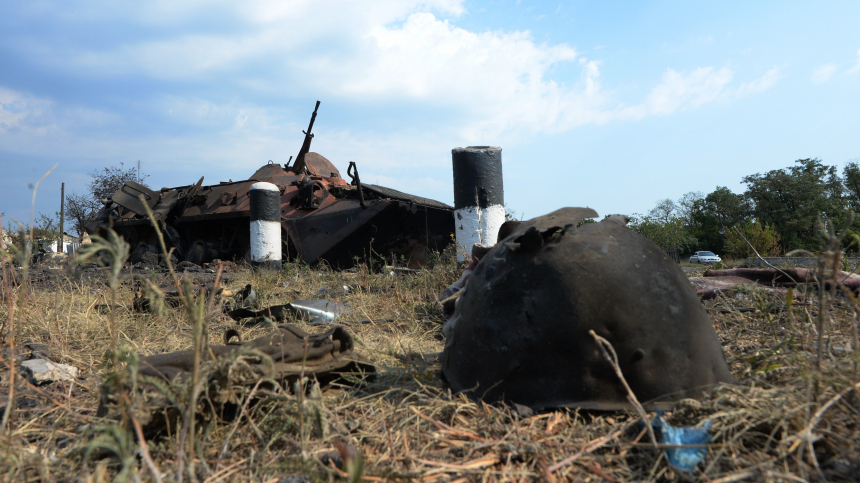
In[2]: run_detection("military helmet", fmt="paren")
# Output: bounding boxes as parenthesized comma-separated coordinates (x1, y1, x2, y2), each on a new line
(441, 207, 734, 410)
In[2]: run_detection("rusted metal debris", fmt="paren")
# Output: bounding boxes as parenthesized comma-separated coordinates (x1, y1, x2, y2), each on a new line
(86, 101, 454, 268)
(226, 299, 349, 325)
(442, 207, 735, 411)
(96, 324, 375, 436)
(689, 267, 860, 300)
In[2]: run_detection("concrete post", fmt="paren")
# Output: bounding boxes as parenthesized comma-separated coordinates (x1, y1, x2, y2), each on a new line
(59, 182, 65, 253)
(452, 146, 505, 262)
(249, 182, 281, 267)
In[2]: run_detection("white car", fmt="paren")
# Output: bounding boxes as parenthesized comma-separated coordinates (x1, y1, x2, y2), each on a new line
(689, 251, 721, 264)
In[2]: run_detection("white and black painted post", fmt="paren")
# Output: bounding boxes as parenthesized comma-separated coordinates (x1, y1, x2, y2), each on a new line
(452, 146, 505, 262)
(249, 182, 281, 268)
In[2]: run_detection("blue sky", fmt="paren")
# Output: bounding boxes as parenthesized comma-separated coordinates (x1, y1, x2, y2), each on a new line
(1, 0, 859, 232)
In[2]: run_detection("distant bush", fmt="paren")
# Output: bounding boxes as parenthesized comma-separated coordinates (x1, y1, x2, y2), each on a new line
(725, 220, 781, 259)
(629, 214, 698, 252)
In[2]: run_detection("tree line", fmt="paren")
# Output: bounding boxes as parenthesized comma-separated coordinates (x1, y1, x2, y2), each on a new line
(9, 157, 859, 260)
(629, 158, 860, 258)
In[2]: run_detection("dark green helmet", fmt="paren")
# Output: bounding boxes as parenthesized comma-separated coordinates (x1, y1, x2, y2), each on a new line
(441, 208, 734, 410)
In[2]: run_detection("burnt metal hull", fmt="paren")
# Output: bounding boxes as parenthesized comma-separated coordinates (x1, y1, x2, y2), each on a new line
(87, 157, 455, 268)
(283, 197, 453, 268)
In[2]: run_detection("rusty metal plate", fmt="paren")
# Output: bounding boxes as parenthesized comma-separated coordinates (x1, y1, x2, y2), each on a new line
(110, 180, 159, 216)
(219, 191, 237, 205)
(303, 152, 342, 178)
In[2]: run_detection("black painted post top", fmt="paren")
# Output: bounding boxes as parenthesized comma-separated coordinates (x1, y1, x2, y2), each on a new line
(249, 183, 281, 222)
(452, 146, 504, 210)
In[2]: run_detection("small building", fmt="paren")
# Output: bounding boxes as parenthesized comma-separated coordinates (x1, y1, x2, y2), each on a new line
(44, 233, 83, 254)
(0, 230, 84, 255)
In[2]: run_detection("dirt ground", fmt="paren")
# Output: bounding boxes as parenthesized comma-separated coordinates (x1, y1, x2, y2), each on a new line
(0, 248, 858, 482)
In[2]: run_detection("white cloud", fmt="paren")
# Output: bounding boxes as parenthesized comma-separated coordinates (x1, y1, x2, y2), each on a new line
(240, 0, 465, 25)
(15, 2, 769, 140)
(0, 86, 126, 159)
(339, 13, 578, 99)
(736, 67, 781, 96)
(813, 64, 837, 83)
(644, 66, 733, 113)
(603, 65, 780, 125)
(0, 87, 52, 134)
(848, 49, 860, 74)
(332, 12, 586, 139)
(0, 1, 784, 162)
(615, 67, 733, 121)
(17, 1, 467, 83)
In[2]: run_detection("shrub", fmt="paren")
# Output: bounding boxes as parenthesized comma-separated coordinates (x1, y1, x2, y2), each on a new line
(725, 220, 781, 259)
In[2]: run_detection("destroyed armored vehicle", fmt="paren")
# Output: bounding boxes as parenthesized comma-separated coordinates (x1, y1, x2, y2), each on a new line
(85, 102, 455, 268)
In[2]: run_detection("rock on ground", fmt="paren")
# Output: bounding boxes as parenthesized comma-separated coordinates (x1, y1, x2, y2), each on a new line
(20, 359, 78, 385)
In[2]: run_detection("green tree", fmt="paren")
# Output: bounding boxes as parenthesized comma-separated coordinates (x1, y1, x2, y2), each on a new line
(742, 158, 847, 251)
(629, 214, 698, 252)
(689, 187, 750, 254)
(629, 197, 700, 252)
(677, 191, 704, 227)
(649, 198, 679, 223)
(842, 160, 860, 212)
(724, 220, 781, 259)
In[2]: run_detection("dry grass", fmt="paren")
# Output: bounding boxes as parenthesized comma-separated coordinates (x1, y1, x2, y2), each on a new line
(1, 242, 859, 482)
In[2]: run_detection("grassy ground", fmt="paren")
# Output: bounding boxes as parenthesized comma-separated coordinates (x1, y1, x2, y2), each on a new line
(1, 240, 858, 482)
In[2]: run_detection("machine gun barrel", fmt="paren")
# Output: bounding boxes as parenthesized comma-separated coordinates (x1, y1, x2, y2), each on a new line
(291, 100, 321, 174)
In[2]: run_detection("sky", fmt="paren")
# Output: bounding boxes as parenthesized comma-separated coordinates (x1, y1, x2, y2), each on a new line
(1, 0, 859, 233)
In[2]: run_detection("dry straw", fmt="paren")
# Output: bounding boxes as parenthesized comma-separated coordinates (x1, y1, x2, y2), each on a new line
(0, 209, 858, 481)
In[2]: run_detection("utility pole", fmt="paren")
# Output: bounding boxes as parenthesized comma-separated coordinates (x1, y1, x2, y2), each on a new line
(59, 182, 65, 253)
